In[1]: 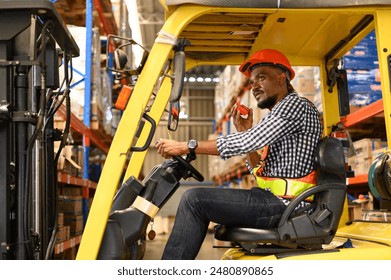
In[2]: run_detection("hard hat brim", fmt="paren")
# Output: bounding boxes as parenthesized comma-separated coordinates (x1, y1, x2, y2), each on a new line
(239, 58, 295, 80)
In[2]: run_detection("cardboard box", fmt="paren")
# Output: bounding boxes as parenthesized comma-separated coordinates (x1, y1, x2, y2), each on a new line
(353, 138, 387, 159)
(61, 186, 82, 196)
(56, 225, 70, 243)
(64, 214, 84, 236)
(349, 205, 364, 220)
(349, 138, 388, 175)
(58, 195, 82, 214)
(57, 213, 64, 227)
(73, 146, 84, 178)
(55, 144, 82, 176)
(352, 157, 372, 175)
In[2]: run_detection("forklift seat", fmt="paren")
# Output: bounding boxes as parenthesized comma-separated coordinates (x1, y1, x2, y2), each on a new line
(215, 136, 347, 254)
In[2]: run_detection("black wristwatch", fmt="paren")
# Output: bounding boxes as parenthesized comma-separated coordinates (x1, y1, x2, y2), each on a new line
(187, 139, 198, 156)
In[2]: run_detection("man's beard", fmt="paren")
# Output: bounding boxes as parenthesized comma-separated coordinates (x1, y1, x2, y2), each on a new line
(257, 95, 277, 109)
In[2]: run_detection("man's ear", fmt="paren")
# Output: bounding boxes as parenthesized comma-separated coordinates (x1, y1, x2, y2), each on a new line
(278, 72, 287, 85)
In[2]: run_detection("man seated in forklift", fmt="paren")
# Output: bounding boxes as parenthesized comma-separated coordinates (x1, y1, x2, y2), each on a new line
(156, 49, 323, 260)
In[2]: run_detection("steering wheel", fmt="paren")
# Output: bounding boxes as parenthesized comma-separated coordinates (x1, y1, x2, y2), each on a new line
(173, 155, 204, 182)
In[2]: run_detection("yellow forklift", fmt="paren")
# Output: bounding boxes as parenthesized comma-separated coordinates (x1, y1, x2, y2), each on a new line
(76, 0, 391, 260)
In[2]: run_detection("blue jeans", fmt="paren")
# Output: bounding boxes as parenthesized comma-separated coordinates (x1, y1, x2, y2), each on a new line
(161, 187, 286, 260)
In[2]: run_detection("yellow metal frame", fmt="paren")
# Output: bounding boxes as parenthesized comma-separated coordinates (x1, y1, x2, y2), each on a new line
(77, 3, 391, 260)
(374, 9, 391, 147)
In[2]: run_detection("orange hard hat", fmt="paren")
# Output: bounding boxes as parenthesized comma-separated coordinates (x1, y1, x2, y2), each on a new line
(239, 49, 295, 80)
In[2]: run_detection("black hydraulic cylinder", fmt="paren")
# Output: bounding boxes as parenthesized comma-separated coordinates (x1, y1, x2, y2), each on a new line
(15, 65, 29, 259)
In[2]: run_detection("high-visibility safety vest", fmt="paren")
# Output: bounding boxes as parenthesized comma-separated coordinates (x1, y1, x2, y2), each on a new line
(252, 166, 317, 201)
(251, 144, 317, 200)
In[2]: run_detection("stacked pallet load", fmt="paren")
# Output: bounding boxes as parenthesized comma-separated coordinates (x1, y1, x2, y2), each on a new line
(343, 31, 382, 107)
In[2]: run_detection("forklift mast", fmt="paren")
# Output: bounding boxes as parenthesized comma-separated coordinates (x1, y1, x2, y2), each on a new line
(0, 0, 79, 260)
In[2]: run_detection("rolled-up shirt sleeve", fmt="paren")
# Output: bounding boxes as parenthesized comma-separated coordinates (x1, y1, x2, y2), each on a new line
(216, 113, 300, 160)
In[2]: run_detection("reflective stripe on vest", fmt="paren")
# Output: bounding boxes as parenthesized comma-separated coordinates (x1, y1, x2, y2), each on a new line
(252, 166, 317, 200)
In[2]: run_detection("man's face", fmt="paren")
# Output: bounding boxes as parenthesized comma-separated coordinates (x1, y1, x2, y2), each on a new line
(249, 66, 287, 110)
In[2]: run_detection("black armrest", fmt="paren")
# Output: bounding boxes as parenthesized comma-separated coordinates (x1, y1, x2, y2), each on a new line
(278, 184, 346, 227)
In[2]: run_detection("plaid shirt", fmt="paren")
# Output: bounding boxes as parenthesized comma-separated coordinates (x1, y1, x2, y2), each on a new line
(216, 92, 323, 178)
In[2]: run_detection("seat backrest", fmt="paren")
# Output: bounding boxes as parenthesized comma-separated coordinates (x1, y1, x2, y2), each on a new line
(276, 137, 347, 246)
(314, 137, 346, 185)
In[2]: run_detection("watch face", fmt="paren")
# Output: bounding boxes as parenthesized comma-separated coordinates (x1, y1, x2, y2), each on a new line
(188, 139, 197, 149)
